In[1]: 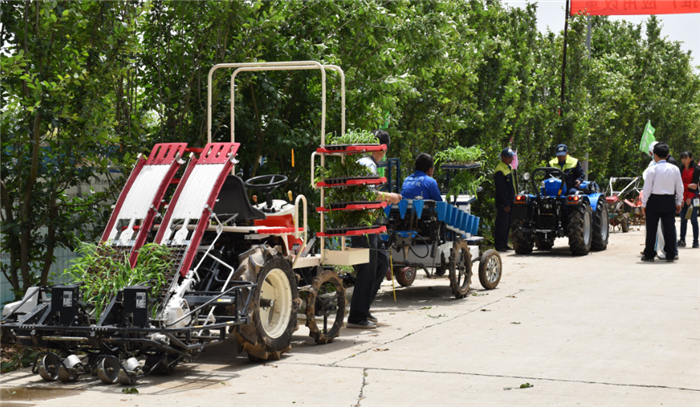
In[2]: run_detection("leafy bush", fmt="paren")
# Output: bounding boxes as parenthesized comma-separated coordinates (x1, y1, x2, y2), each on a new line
(65, 243, 174, 319)
(1, 346, 37, 373)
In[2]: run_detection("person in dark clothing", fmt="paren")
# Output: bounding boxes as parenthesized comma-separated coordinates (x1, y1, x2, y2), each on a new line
(548, 144, 585, 194)
(666, 154, 680, 169)
(641, 143, 684, 262)
(494, 147, 516, 252)
(347, 130, 400, 330)
(348, 234, 390, 329)
(678, 151, 699, 248)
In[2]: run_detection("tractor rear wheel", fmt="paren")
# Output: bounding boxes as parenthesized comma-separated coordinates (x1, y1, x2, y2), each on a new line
(591, 198, 609, 251)
(449, 242, 472, 299)
(511, 219, 533, 254)
(568, 204, 592, 255)
(235, 248, 298, 361)
(304, 269, 345, 345)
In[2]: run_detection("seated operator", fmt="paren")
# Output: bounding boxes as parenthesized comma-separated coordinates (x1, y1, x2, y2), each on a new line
(401, 153, 443, 202)
(549, 144, 585, 194)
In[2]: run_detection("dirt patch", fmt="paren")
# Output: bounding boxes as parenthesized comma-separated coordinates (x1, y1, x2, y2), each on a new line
(1, 386, 81, 405)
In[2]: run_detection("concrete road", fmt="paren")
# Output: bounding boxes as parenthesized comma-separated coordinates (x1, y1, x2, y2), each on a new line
(2, 224, 699, 406)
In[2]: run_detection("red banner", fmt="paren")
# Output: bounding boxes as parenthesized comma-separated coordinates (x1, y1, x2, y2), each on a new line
(571, 0, 700, 15)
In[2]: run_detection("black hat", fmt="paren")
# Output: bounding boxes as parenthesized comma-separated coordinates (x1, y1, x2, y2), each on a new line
(501, 148, 515, 158)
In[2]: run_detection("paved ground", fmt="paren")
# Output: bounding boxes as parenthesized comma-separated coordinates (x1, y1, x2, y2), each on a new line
(2, 222, 699, 406)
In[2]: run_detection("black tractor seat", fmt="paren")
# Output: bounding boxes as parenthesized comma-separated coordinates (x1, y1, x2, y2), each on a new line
(213, 175, 266, 222)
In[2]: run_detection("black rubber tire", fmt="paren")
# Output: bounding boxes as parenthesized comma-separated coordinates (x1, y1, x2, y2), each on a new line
(235, 251, 298, 361)
(621, 213, 630, 233)
(434, 252, 447, 276)
(396, 266, 416, 287)
(449, 242, 472, 299)
(478, 249, 502, 290)
(535, 236, 553, 251)
(568, 204, 593, 255)
(305, 269, 345, 345)
(511, 218, 533, 254)
(591, 198, 609, 251)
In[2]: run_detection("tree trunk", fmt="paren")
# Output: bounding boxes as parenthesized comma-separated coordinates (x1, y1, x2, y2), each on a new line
(19, 110, 42, 291)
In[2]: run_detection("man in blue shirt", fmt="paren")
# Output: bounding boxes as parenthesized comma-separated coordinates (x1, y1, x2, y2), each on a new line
(401, 153, 443, 201)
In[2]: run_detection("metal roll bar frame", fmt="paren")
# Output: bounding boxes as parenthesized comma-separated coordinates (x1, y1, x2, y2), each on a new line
(206, 61, 346, 262)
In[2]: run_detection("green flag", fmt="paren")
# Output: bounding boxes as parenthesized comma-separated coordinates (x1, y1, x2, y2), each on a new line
(639, 120, 656, 153)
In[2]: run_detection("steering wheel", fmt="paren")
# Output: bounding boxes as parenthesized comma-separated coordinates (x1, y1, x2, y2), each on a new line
(530, 167, 567, 198)
(245, 174, 288, 209)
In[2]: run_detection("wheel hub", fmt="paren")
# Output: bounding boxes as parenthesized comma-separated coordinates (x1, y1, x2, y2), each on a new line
(259, 268, 292, 339)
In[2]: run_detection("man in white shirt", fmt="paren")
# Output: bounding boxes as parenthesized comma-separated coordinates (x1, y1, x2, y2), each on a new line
(641, 143, 684, 262)
(643, 141, 667, 258)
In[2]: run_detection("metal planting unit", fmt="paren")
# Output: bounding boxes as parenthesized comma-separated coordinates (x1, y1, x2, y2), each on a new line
(1, 61, 357, 384)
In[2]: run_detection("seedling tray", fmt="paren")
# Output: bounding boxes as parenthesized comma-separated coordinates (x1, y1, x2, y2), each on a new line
(316, 176, 386, 187)
(317, 225, 387, 237)
(317, 144, 387, 154)
(316, 201, 387, 212)
(440, 162, 481, 170)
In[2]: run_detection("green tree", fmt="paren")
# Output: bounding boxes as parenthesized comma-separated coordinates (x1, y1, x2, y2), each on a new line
(0, 1, 146, 296)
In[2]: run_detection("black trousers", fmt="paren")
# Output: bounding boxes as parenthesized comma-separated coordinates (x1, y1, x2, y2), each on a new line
(495, 205, 512, 249)
(348, 234, 389, 323)
(644, 195, 677, 259)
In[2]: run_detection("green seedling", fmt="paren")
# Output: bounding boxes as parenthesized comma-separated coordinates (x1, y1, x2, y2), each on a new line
(316, 155, 382, 230)
(434, 145, 485, 166)
(434, 144, 487, 200)
(326, 129, 379, 146)
(65, 242, 174, 320)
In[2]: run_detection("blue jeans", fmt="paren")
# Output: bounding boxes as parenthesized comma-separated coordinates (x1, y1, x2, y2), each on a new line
(680, 203, 699, 244)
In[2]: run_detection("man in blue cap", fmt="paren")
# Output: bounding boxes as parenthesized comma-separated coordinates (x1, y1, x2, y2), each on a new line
(494, 147, 516, 252)
(549, 144, 585, 194)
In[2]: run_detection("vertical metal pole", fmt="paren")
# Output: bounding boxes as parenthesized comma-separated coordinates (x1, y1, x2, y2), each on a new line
(584, 15, 591, 180)
(559, 0, 571, 117)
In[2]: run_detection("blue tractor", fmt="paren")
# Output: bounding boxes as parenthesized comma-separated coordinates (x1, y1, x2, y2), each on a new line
(510, 167, 609, 255)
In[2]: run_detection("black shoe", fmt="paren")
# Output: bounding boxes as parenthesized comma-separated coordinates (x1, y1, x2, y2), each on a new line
(693, 241, 699, 248)
(640, 256, 655, 262)
(678, 240, 686, 247)
(347, 320, 377, 329)
(506, 245, 514, 250)
(496, 247, 510, 252)
(367, 314, 378, 323)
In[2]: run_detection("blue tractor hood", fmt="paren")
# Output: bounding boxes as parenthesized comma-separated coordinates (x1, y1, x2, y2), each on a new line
(542, 178, 566, 197)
